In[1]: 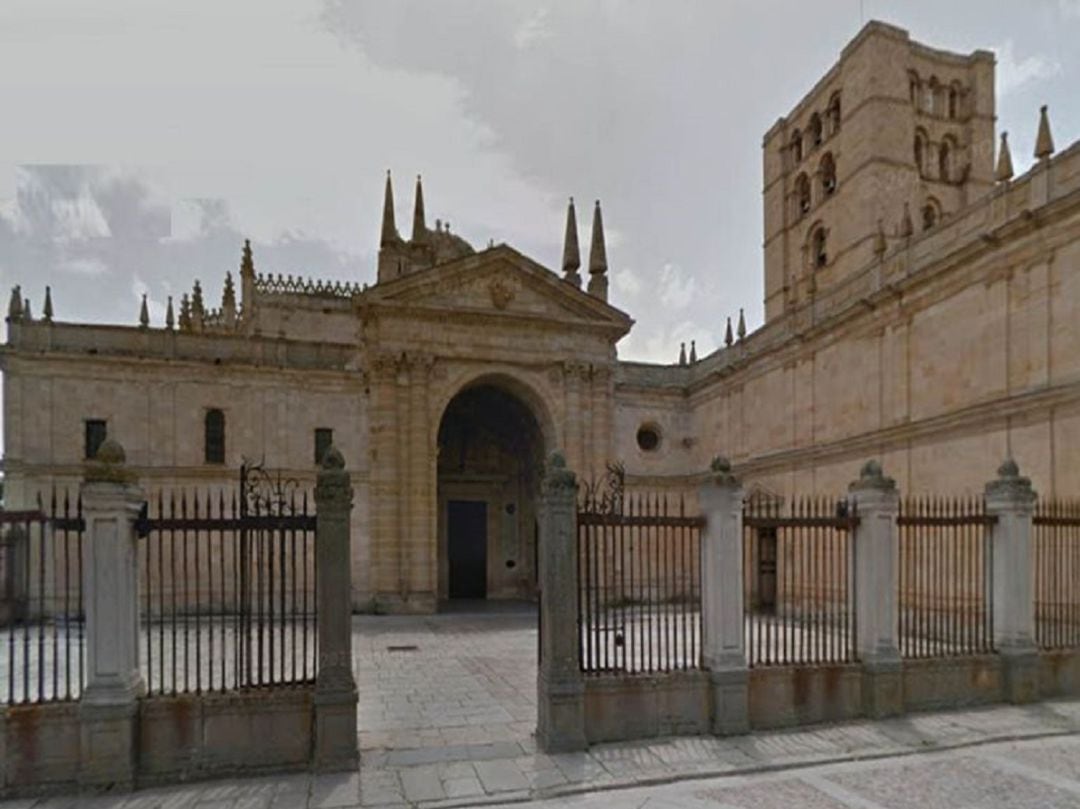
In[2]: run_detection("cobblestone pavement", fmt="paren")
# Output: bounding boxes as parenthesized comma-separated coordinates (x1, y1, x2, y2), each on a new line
(7, 605, 1080, 807)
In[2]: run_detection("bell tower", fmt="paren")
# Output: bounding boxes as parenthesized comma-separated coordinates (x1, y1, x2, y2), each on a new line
(761, 21, 996, 321)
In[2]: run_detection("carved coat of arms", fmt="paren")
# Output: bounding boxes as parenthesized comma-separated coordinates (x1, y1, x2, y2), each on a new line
(488, 277, 514, 309)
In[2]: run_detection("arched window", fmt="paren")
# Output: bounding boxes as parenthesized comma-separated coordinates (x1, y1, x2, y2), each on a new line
(922, 200, 940, 231)
(909, 72, 920, 107)
(827, 92, 842, 136)
(926, 77, 939, 115)
(205, 408, 225, 464)
(820, 153, 837, 196)
(790, 129, 803, 163)
(948, 84, 959, 119)
(795, 173, 811, 216)
(939, 137, 953, 182)
(810, 225, 828, 269)
(914, 129, 928, 175)
(809, 113, 823, 147)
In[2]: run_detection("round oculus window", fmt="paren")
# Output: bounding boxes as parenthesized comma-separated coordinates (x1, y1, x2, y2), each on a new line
(636, 425, 661, 452)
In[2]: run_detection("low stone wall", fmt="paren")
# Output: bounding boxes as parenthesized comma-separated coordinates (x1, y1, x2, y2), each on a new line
(583, 672, 710, 744)
(1039, 650, 1080, 697)
(1, 687, 315, 799)
(748, 665, 863, 730)
(902, 656, 1003, 712)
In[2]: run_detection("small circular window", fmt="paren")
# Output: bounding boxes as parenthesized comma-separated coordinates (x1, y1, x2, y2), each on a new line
(636, 424, 661, 452)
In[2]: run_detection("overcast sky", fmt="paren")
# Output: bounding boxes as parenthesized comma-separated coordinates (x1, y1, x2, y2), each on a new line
(0, 0, 1077, 367)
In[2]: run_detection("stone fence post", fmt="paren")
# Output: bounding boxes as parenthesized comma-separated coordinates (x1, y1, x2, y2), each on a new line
(313, 446, 359, 770)
(985, 459, 1039, 703)
(849, 460, 902, 718)
(699, 457, 748, 735)
(79, 439, 144, 790)
(536, 450, 586, 752)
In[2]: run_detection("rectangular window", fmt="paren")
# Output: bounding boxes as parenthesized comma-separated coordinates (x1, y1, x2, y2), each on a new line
(204, 409, 225, 464)
(314, 428, 333, 465)
(84, 419, 107, 460)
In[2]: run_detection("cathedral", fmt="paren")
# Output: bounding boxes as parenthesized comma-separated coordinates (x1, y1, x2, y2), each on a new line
(3, 21, 1079, 612)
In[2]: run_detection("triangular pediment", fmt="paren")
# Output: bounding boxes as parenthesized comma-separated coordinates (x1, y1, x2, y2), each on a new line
(361, 245, 633, 334)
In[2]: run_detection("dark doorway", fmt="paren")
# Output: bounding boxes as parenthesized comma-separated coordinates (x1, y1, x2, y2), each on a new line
(448, 500, 488, 599)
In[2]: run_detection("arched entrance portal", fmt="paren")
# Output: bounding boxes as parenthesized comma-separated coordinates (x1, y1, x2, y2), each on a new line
(436, 383, 545, 603)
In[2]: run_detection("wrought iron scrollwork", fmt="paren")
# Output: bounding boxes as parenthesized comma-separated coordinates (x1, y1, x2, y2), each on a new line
(240, 458, 304, 517)
(579, 461, 626, 515)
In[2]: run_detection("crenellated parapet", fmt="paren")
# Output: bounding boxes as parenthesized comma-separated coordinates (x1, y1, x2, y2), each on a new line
(253, 272, 364, 299)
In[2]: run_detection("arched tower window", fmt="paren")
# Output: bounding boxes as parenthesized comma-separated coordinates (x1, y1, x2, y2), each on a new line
(790, 129, 803, 163)
(795, 173, 811, 216)
(939, 137, 954, 182)
(205, 408, 225, 464)
(914, 129, 928, 175)
(810, 225, 828, 269)
(826, 92, 841, 136)
(809, 113, 823, 147)
(922, 198, 941, 231)
(820, 153, 837, 196)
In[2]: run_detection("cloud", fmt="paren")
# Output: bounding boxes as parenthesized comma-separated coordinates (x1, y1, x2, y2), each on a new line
(658, 263, 697, 310)
(995, 39, 1061, 97)
(59, 257, 109, 276)
(613, 268, 642, 297)
(1060, 1, 1080, 18)
(514, 8, 551, 49)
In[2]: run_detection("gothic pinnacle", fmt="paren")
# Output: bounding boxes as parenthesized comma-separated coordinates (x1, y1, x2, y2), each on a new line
(995, 132, 1014, 182)
(724, 316, 734, 347)
(139, 293, 150, 328)
(43, 286, 53, 322)
(240, 238, 254, 278)
(587, 200, 609, 301)
(679, 342, 687, 366)
(737, 308, 746, 341)
(562, 197, 582, 287)
(381, 170, 399, 246)
(166, 295, 175, 330)
(1035, 105, 1055, 161)
(689, 340, 697, 363)
(7, 286, 22, 321)
(412, 174, 426, 243)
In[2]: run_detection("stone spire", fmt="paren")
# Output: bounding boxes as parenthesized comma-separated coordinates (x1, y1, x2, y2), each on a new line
(724, 316, 733, 347)
(995, 132, 1014, 182)
(412, 174, 426, 243)
(139, 293, 150, 328)
(179, 293, 192, 331)
(737, 308, 746, 341)
(7, 286, 22, 321)
(240, 238, 255, 280)
(679, 342, 687, 366)
(1034, 105, 1055, 161)
(381, 170, 400, 246)
(191, 280, 204, 331)
(165, 296, 175, 330)
(43, 286, 53, 322)
(587, 200, 608, 301)
(23, 298, 31, 321)
(222, 271, 237, 323)
(689, 340, 697, 363)
(562, 197, 582, 288)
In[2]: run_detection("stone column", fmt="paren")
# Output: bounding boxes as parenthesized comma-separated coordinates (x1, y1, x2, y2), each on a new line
(313, 446, 359, 770)
(699, 457, 749, 735)
(536, 451, 586, 752)
(985, 459, 1039, 703)
(849, 460, 903, 718)
(78, 439, 144, 790)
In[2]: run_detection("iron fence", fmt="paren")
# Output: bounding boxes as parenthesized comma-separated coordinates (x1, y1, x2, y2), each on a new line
(1, 492, 85, 704)
(137, 464, 317, 695)
(577, 468, 703, 675)
(743, 497, 858, 667)
(1034, 499, 1080, 650)
(898, 496, 995, 658)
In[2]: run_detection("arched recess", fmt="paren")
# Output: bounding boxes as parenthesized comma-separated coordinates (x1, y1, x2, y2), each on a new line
(434, 373, 552, 604)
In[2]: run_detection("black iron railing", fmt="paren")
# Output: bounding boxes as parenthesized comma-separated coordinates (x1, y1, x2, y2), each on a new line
(898, 496, 995, 658)
(743, 497, 858, 667)
(137, 464, 317, 694)
(577, 475, 703, 675)
(1034, 499, 1080, 650)
(1, 492, 85, 704)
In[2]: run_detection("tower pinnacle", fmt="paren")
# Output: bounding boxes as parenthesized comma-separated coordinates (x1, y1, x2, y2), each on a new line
(562, 197, 582, 288)
(587, 200, 608, 301)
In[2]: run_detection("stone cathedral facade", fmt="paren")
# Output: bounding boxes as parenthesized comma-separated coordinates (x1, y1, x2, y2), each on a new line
(3, 22, 1080, 611)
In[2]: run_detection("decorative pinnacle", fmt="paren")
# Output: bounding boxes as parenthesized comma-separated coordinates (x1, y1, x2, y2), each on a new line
(986, 456, 1036, 502)
(43, 286, 53, 322)
(562, 196, 582, 286)
(412, 174, 426, 243)
(139, 293, 150, 328)
(1034, 105, 1055, 160)
(588, 200, 607, 275)
(737, 308, 746, 340)
(165, 296, 175, 330)
(7, 286, 21, 321)
(381, 170, 399, 246)
(689, 340, 697, 363)
(849, 459, 896, 492)
(709, 455, 739, 486)
(724, 316, 733, 347)
(240, 239, 255, 278)
(679, 342, 687, 366)
(543, 449, 577, 491)
(995, 132, 1014, 182)
(85, 437, 137, 484)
